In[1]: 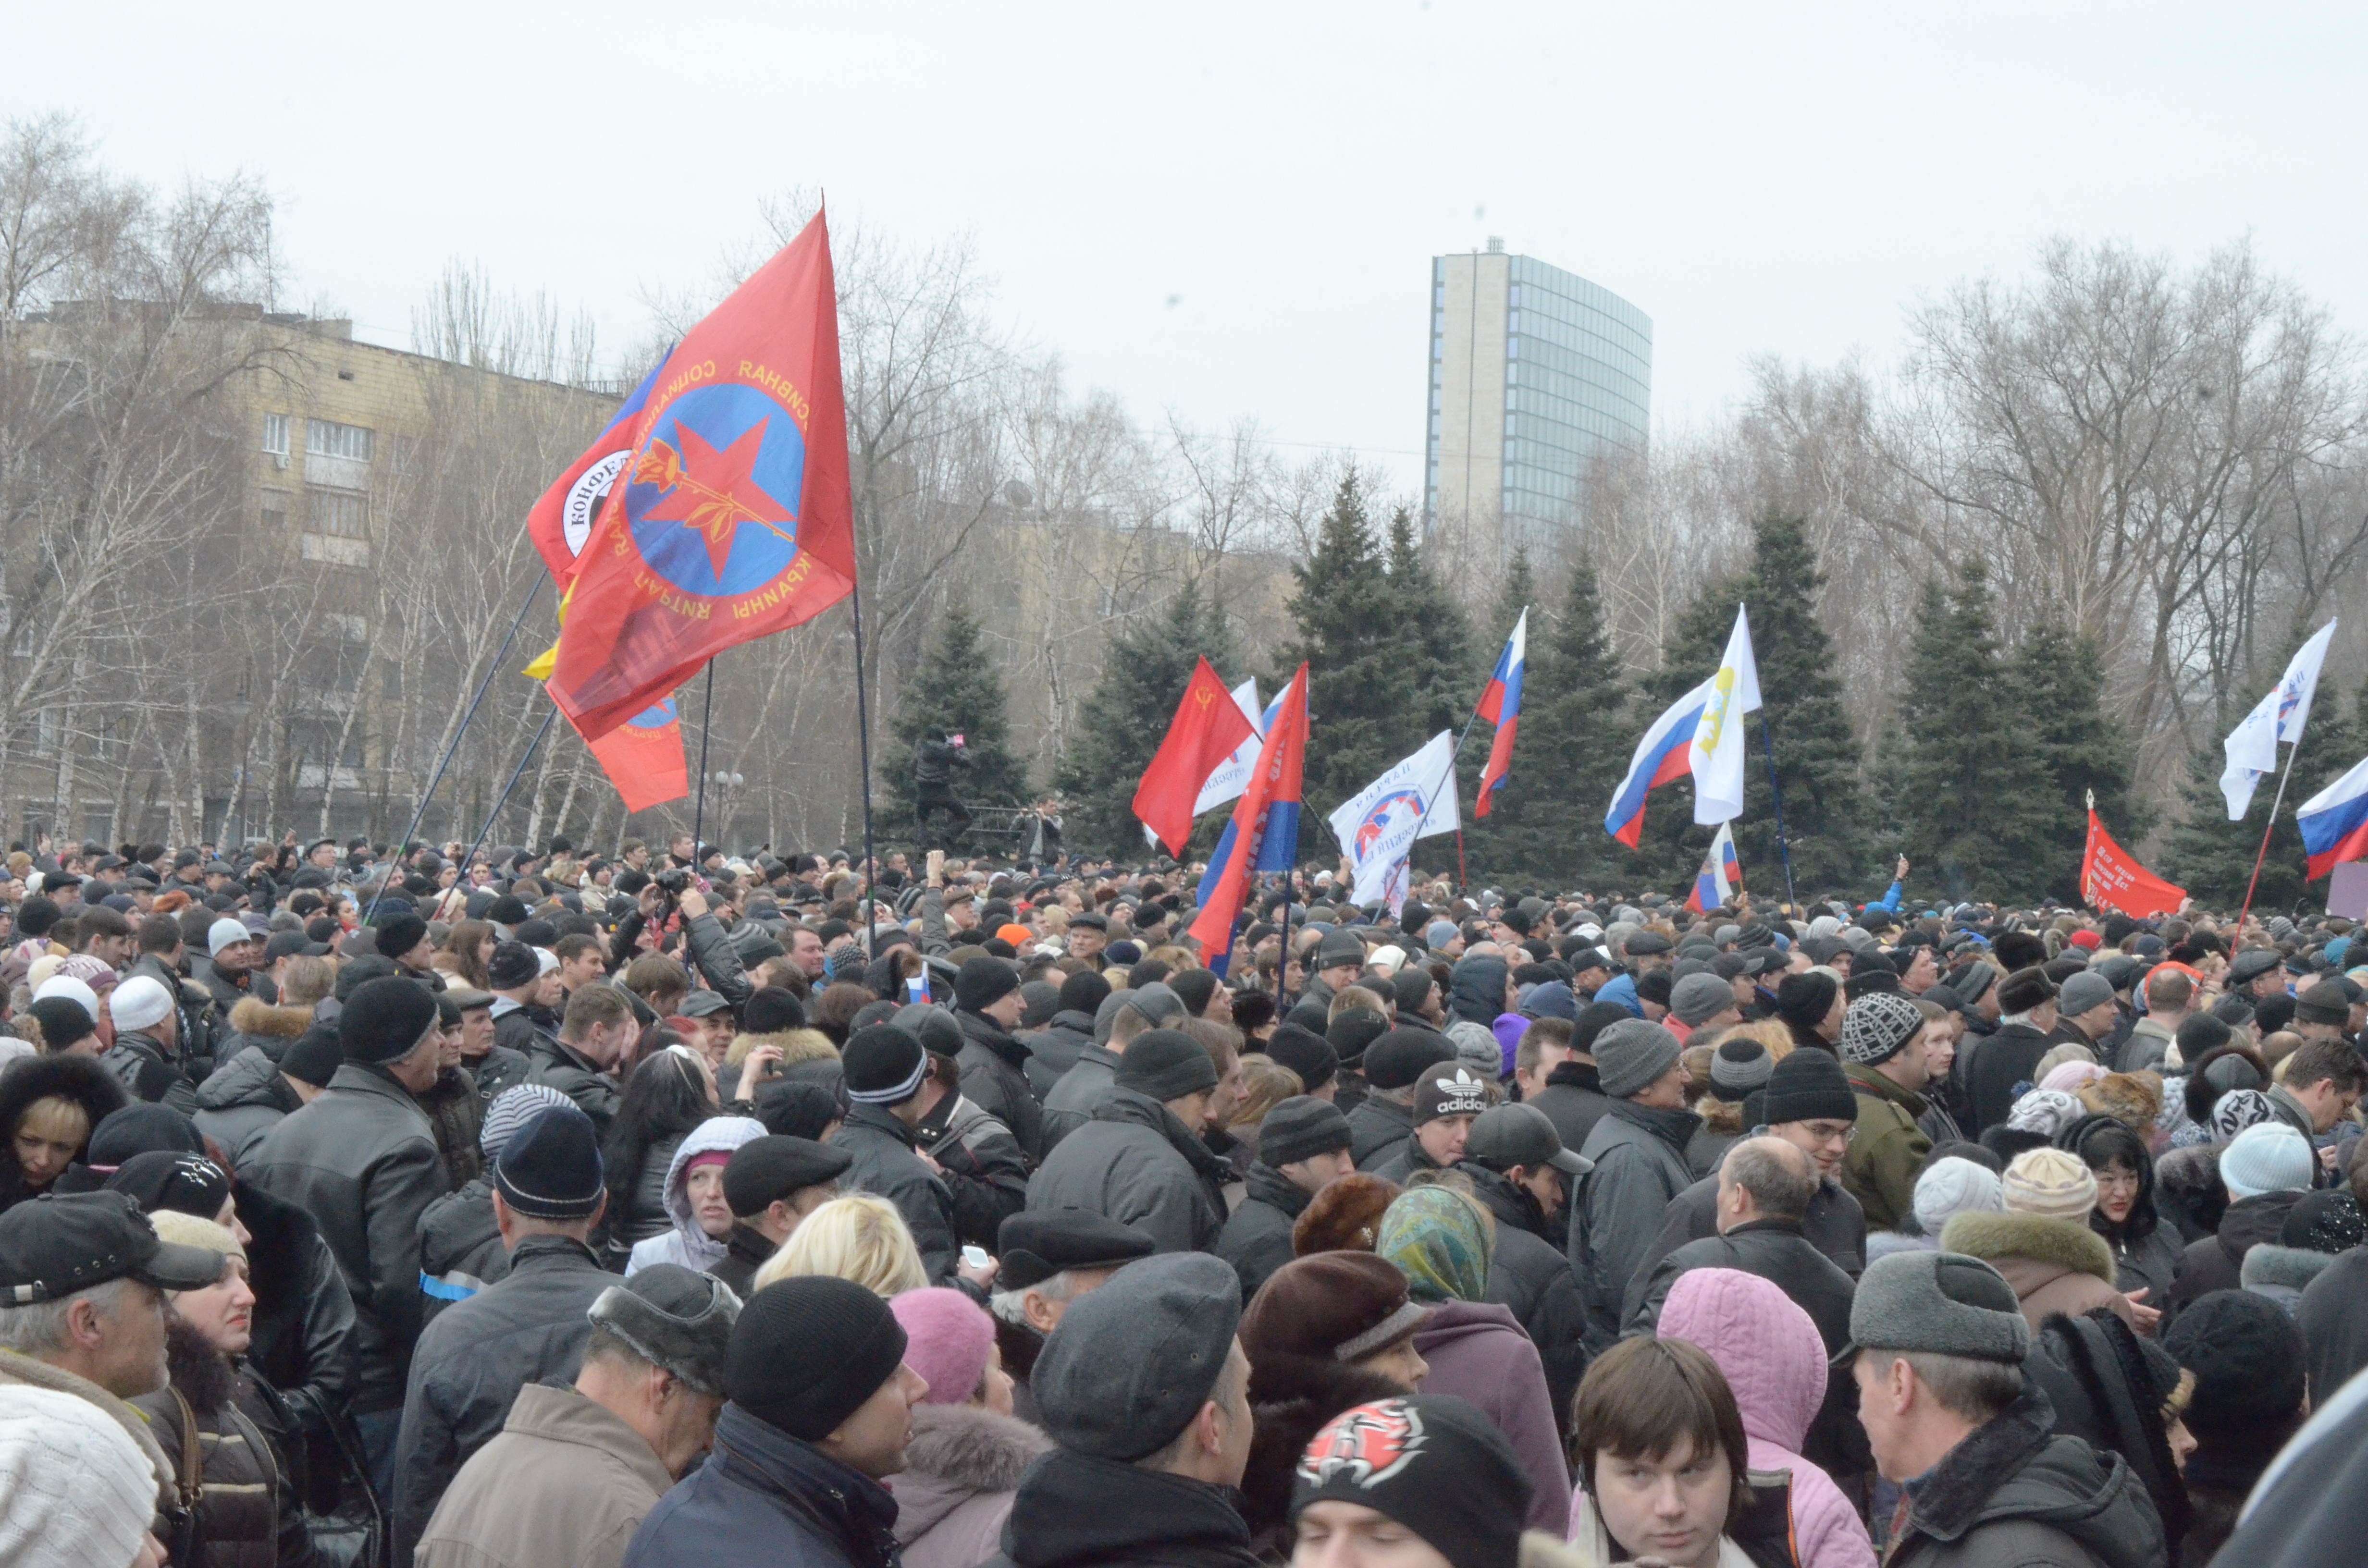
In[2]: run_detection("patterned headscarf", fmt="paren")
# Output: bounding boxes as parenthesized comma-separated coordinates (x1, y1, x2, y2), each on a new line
(1375, 1186, 1493, 1304)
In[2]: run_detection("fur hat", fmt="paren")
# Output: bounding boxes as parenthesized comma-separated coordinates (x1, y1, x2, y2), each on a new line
(1291, 1172, 1402, 1257)
(2075, 1071, 2161, 1132)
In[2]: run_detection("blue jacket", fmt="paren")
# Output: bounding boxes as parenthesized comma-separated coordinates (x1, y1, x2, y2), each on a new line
(626, 1403, 901, 1568)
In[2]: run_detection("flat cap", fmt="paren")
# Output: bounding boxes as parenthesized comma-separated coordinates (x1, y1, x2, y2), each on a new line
(996, 1209, 1156, 1290)
(723, 1136, 852, 1218)
(1034, 1251, 1242, 1460)
(1846, 1249, 2031, 1365)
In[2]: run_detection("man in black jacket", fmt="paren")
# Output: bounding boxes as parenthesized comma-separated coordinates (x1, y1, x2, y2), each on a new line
(1626, 1137, 1856, 1353)
(486, 939, 560, 1059)
(1214, 1098, 1354, 1300)
(1347, 1029, 1455, 1172)
(1962, 967, 2061, 1134)
(830, 1024, 960, 1281)
(996, 1252, 1260, 1568)
(1461, 1102, 1592, 1433)
(951, 955, 1044, 1160)
(246, 975, 453, 1498)
(1522, 1002, 1628, 1155)
(913, 726, 973, 850)
(391, 1103, 616, 1559)
(527, 982, 635, 1137)
(1021, 969, 1109, 1099)
(710, 1136, 851, 1297)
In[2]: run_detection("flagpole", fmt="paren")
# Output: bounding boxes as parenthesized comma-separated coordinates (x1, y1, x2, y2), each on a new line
(1405, 704, 1487, 894)
(2236, 742, 2302, 932)
(690, 659, 717, 860)
(368, 576, 544, 922)
(1757, 712, 1797, 908)
(459, 708, 558, 872)
(848, 576, 878, 922)
(1275, 872, 1290, 1008)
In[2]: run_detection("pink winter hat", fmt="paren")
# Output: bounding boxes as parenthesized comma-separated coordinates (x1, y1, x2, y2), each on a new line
(888, 1286, 995, 1406)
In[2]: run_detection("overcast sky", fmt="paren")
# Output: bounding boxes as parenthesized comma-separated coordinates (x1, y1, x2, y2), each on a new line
(23, 2, 2366, 496)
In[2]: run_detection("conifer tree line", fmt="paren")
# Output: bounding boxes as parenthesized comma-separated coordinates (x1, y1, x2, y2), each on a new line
(915, 471, 2368, 915)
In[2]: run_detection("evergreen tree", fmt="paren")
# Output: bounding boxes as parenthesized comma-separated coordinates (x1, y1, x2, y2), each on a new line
(1468, 551, 1633, 890)
(2163, 682, 2368, 911)
(881, 598, 1028, 847)
(2010, 617, 2146, 902)
(1892, 559, 2059, 904)
(1382, 506, 1478, 745)
(1053, 584, 1234, 861)
(1272, 474, 1413, 862)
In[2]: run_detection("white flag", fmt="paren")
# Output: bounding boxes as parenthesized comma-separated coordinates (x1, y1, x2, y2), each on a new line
(1327, 731, 1460, 908)
(2221, 618, 2338, 820)
(1190, 680, 1270, 818)
(1689, 606, 1764, 825)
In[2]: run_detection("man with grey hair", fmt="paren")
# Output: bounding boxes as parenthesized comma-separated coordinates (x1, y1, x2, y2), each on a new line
(415, 1264, 740, 1568)
(1038, 981, 1186, 1151)
(247, 975, 453, 1496)
(1625, 1136, 1856, 1352)
(1850, 1250, 2164, 1568)
(986, 1209, 1155, 1421)
(0, 1190, 227, 1512)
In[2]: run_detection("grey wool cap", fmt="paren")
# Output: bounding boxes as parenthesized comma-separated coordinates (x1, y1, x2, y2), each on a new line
(1846, 1250, 2031, 1366)
(1033, 1251, 1242, 1460)
(1593, 1018, 1682, 1100)
(2057, 970, 2117, 1018)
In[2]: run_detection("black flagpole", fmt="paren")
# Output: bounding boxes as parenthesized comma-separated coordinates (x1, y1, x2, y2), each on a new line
(460, 707, 558, 871)
(369, 575, 544, 922)
(690, 659, 717, 859)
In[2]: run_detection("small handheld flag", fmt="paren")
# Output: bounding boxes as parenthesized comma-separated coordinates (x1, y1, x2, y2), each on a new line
(2221, 618, 2337, 820)
(1686, 823, 1743, 913)
(1188, 665, 1309, 977)
(1133, 658, 1258, 857)
(1474, 610, 1526, 818)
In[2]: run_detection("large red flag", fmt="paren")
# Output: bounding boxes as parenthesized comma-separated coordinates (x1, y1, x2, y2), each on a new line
(550, 212, 855, 739)
(2082, 807, 2186, 917)
(1133, 658, 1258, 856)
(1187, 665, 1309, 975)
(583, 696, 691, 813)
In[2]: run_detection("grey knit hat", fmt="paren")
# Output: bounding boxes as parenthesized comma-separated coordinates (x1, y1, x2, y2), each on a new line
(1594, 1018, 1682, 1100)
(1846, 1250, 2031, 1365)
(2058, 970, 2116, 1019)
(1670, 972, 1737, 1028)
(1708, 1037, 1773, 1100)
(1838, 992, 1925, 1066)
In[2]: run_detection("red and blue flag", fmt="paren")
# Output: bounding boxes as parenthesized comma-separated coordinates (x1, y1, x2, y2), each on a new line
(525, 355, 667, 588)
(550, 212, 856, 740)
(1605, 680, 1714, 848)
(1189, 664, 1308, 978)
(1473, 610, 1525, 818)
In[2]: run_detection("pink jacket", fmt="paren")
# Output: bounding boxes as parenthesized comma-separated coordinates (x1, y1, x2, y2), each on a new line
(1651, 1267, 1875, 1568)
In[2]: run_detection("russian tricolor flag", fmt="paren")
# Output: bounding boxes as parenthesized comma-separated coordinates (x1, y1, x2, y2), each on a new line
(1188, 664, 1309, 977)
(1687, 822, 1743, 913)
(1605, 680, 1715, 848)
(1474, 610, 1526, 818)
(2299, 754, 2368, 880)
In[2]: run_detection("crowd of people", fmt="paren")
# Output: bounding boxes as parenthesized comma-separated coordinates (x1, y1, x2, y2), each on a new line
(1, 826, 2365, 1568)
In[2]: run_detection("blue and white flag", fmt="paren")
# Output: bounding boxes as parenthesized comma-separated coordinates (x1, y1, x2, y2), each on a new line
(1328, 731, 1460, 909)
(2222, 618, 2337, 820)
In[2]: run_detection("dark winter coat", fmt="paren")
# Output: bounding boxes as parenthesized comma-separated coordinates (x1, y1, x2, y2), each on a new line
(832, 1102, 959, 1282)
(1237, 1352, 1407, 1552)
(417, 1176, 507, 1323)
(954, 1009, 1044, 1160)
(1214, 1163, 1311, 1302)
(1572, 1098, 1700, 1348)
(2025, 1309, 2192, 1563)
(2057, 1114, 2187, 1304)
(194, 1047, 305, 1171)
(102, 1028, 200, 1115)
(493, 1000, 560, 1062)
(2168, 1189, 2304, 1313)
(916, 1090, 1030, 1250)
(1963, 1020, 2059, 1135)
(2297, 1245, 2368, 1407)
(1525, 1058, 1615, 1155)
(246, 1062, 451, 1412)
(460, 1042, 532, 1110)
(214, 996, 314, 1068)
(1447, 955, 1509, 1027)
(0, 1051, 125, 1212)
(132, 1323, 303, 1568)
(992, 1447, 1261, 1568)
(707, 1221, 777, 1299)
(1024, 1087, 1228, 1254)
(235, 1178, 360, 1438)
(1345, 1093, 1415, 1172)
(1627, 1170, 1866, 1308)
(1462, 1161, 1587, 1434)
(1021, 1011, 1096, 1100)
(1626, 1215, 1857, 1354)
(528, 1035, 622, 1137)
(680, 910, 754, 1012)
(616, 1132, 690, 1252)
(2150, 1145, 2226, 1244)
(1038, 1043, 1120, 1153)
(1881, 1387, 2167, 1568)
(392, 1234, 616, 1561)
(625, 1402, 903, 1568)
(414, 1063, 485, 1188)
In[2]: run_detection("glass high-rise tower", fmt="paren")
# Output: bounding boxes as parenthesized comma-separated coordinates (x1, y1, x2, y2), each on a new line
(1423, 240, 1651, 558)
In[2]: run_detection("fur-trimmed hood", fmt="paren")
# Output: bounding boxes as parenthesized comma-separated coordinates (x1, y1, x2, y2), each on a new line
(0, 1052, 127, 1201)
(226, 996, 312, 1039)
(897, 1402, 1047, 1501)
(728, 1028, 840, 1067)
(2241, 1242, 2338, 1298)
(1941, 1210, 2118, 1286)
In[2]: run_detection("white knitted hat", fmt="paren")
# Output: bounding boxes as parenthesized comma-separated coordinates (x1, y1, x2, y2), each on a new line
(1913, 1156, 2003, 1236)
(0, 1384, 155, 1568)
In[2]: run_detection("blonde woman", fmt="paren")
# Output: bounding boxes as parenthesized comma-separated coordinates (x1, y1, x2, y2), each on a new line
(752, 1191, 929, 1297)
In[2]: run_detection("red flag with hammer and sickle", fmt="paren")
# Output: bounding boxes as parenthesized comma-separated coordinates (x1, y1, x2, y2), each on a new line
(549, 212, 855, 740)
(1133, 658, 1258, 856)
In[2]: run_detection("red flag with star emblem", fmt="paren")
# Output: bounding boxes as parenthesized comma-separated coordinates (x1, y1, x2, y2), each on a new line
(549, 212, 855, 739)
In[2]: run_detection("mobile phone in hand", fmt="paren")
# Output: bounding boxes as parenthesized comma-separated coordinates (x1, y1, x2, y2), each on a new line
(962, 1246, 990, 1270)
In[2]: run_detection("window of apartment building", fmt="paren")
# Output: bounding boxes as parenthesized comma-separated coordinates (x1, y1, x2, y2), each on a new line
(306, 419, 374, 463)
(305, 489, 370, 539)
(260, 488, 291, 530)
(261, 413, 289, 456)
